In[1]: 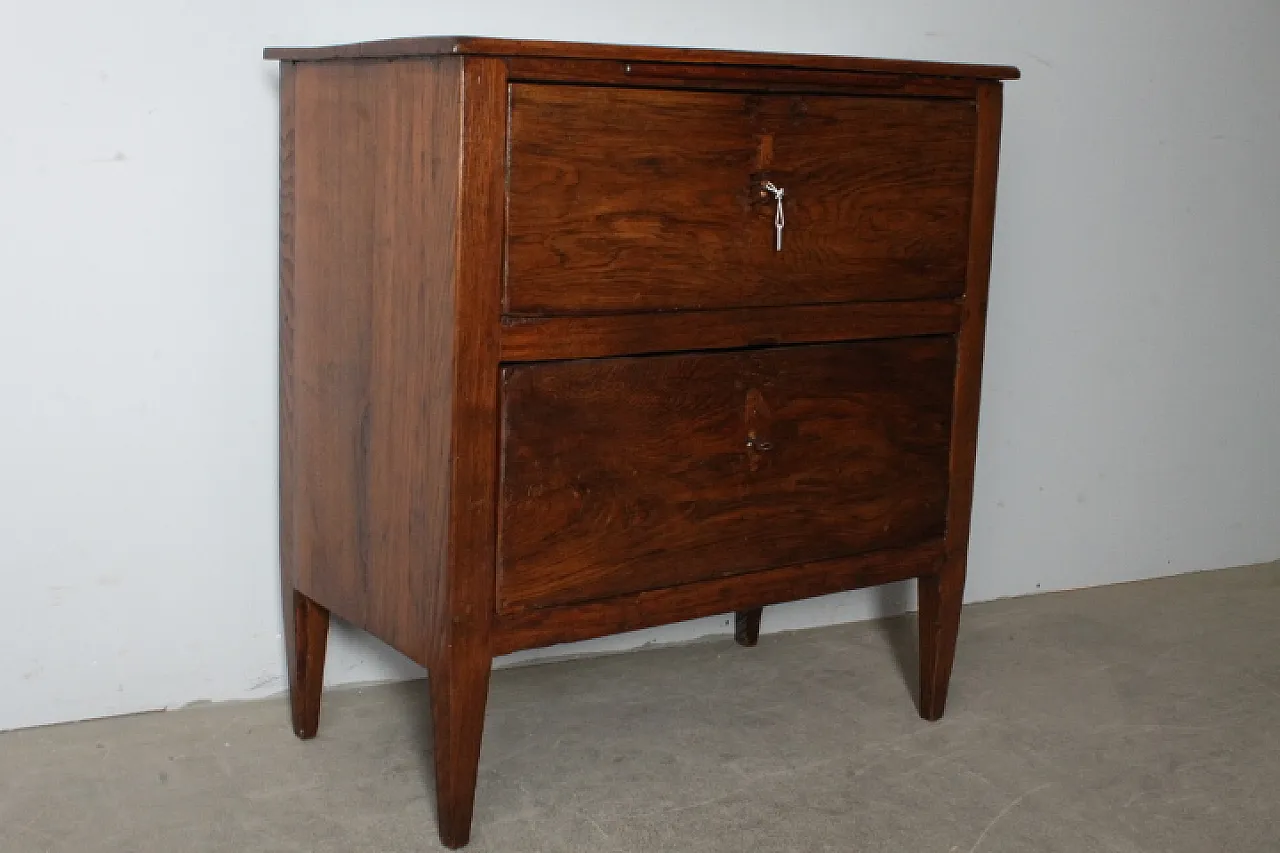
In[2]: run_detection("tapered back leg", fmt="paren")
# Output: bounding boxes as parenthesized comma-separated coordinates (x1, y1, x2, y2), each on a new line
(735, 608, 763, 647)
(284, 588, 330, 739)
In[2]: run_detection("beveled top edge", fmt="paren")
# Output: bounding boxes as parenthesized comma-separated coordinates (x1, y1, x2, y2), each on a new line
(263, 36, 1020, 80)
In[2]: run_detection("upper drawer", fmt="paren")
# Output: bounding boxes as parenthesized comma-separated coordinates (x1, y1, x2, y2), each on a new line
(505, 85, 978, 315)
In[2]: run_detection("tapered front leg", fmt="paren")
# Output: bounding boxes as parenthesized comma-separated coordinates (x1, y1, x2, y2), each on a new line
(734, 607, 763, 647)
(430, 650, 492, 849)
(284, 588, 330, 739)
(917, 565, 964, 721)
(918, 80, 1005, 724)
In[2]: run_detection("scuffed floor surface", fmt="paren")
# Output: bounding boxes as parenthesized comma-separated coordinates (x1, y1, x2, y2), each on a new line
(2, 563, 1277, 852)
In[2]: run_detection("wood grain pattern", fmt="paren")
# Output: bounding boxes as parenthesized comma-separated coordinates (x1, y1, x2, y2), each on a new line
(498, 339, 956, 612)
(734, 608, 763, 647)
(278, 60, 330, 741)
(264, 37, 1020, 80)
(429, 56, 508, 851)
(505, 57, 980, 98)
(506, 85, 977, 313)
(289, 60, 377, 623)
(279, 59, 297, 610)
(286, 55, 506, 848)
(364, 59, 463, 670)
(920, 80, 1005, 723)
(289, 58, 462, 669)
(493, 541, 944, 654)
(271, 39, 1015, 846)
(284, 589, 329, 738)
(499, 300, 961, 362)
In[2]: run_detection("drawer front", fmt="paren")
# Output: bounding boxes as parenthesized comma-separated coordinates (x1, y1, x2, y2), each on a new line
(506, 85, 977, 314)
(497, 338, 956, 612)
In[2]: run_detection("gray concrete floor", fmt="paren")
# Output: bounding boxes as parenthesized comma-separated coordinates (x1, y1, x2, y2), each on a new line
(2, 564, 1277, 852)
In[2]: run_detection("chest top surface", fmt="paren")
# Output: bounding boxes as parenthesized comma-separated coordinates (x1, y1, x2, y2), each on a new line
(264, 35, 1020, 80)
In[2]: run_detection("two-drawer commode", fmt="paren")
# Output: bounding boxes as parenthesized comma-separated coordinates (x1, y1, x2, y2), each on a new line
(265, 37, 1018, 847)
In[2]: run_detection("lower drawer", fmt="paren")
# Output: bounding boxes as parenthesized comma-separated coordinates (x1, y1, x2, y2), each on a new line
(497, 337, 956, 612)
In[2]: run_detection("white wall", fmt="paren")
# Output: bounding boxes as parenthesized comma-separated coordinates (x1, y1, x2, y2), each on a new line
(3, 0, 1278, 733)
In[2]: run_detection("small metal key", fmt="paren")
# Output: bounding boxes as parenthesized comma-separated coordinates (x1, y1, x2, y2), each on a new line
(763, 181, 785, 251)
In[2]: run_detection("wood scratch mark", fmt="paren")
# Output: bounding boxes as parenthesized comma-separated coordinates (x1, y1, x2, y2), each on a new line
(967, 783, 1050, 853)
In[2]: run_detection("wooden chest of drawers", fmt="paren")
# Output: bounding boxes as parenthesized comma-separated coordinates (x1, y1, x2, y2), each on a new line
(266, 36, 1017, 848)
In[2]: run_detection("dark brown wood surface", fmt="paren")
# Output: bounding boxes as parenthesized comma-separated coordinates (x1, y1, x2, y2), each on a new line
(499, 300, 961, 361)
(498, 338, 956, 612)
(506, 85, 977, 313)
(734, 608, 763, 647)
(919, 81, 1005, 722)
(505, 57, 981, 98)
(278, 61, 333, 739)
(287, 59, 375, 633)
(273, 40, 1015, 846)
(493, 541, 944, 654)
(284, 589, 329, 739)
(277, 55, 367, 742)
(283, 55, 509, 849)
(429, 56, 508, 851)
(287, 58, 464, 670)
(279, 60, 298, 612)
(264, 36, 1020, 80)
